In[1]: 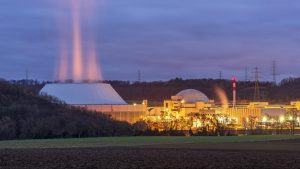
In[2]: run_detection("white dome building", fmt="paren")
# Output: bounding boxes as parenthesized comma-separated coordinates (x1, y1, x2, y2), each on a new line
(40, 83, 127, 105)
(39, 83, 148, 124)
(176, 89, 209, 103)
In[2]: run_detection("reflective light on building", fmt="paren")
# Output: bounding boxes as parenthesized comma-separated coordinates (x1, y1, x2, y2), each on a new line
(262, 116, 267, 123)
(280, 116, 285, 123)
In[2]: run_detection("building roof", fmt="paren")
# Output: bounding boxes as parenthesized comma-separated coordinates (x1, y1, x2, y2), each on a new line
(176, 89, 209, 103)
(40, 83, 127, 105)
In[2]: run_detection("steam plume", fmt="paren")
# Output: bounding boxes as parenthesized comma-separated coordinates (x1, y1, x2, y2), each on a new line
(214, 86, 229, 109)
(72, 0, 83, 82)
(56, 0, 103, 82)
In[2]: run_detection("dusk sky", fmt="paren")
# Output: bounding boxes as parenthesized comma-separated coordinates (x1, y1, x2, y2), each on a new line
(1, 0, 300, 81)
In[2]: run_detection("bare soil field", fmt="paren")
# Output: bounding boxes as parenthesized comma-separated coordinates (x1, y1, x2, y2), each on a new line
(0, 138, 299, 169)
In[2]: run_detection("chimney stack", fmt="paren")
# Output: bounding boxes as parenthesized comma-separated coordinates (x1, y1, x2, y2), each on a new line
(232, 77, 237, 107)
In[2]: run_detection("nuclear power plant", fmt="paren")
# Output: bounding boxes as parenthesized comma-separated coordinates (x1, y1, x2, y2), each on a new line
(40, 80, 300, 132)
(41, 0, 300, 132)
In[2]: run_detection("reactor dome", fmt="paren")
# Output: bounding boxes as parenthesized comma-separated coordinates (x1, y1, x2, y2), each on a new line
(176, 89, 209, 103)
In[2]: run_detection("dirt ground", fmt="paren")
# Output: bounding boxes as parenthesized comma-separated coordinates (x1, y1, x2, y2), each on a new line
(0, 139, 299, 169)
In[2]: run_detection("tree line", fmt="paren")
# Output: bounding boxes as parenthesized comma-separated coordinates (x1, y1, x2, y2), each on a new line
(8, 77, 300, 104)
(109, 77, 300, 104)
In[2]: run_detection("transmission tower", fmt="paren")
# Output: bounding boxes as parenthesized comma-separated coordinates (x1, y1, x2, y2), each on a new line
(245, 67, 248, 81)
(138, 70, 141, 82)
(272, 60, 278, 85)
(25, 69, 29, 86)
(219, 71, 223, 80)
(253, 67, 261, 101)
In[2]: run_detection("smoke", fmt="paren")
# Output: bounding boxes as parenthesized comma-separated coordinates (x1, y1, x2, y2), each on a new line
(71, 0, 84, 82)
(87, 41, 103, 81)
(56, 0, 103, 82)
(214, 86, 229, 109)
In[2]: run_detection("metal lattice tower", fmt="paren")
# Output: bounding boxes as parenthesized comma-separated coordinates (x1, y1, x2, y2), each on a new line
(25, 69, 29, 86)
(253, 67, 260, 101)
(272, 60, 278, 85)
(219, 71, 223, 80)
(138, 70, 141, 82)
(245, 67, 248, 81)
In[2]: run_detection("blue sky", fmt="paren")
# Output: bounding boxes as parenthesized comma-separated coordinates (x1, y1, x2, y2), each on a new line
(0, 0, 300, 81)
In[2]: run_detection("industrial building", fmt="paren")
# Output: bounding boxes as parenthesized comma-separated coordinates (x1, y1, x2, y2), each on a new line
(40, 83, 300, 130)
(144, 89, 297, 129)
(40, 83, 148, 123)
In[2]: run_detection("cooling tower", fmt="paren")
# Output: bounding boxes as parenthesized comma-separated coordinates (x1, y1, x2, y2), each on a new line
(40, 83, 127, 105)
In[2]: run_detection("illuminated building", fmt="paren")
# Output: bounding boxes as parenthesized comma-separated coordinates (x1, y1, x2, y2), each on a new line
(144, 89, 300, 130)
(40, 83, 148, 123)
(41, 85, 300, 130)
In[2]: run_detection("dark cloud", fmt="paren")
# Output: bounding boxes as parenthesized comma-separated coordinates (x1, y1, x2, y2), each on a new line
(0, 0, 300, 81)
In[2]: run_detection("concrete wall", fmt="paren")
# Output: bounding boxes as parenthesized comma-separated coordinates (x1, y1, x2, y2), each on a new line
(75, 104, 148, 124)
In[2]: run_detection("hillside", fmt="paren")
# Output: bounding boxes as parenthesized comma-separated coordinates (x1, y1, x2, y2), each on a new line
(0, 80, 133, 140)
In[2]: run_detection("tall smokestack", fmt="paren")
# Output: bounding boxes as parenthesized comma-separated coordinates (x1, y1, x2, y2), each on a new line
(232, 77, 237, 107)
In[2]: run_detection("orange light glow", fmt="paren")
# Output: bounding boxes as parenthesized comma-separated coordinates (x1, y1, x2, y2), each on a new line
(56, 0, 104, 82)
(87, 42, 103, 81)
(72, 0, 83, 82)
